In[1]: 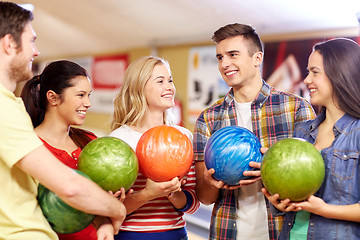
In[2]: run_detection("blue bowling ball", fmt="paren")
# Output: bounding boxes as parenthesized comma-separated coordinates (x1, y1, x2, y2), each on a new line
(204, 126, 262, 185)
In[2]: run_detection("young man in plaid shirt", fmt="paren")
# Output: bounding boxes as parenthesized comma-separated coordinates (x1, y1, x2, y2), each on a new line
(193, 23, 315, 240)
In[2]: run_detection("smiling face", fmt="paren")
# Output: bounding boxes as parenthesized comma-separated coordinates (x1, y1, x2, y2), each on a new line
(9, 22, 40, 84)
(304, 50, 335, 108)
(216, 36, 262, 90)
(144, 63, 175, 112)
(54, 76, 92, 126)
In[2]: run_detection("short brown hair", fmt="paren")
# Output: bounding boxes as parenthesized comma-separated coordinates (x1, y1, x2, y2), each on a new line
(212, 23, 263, 55)
(0, 2, 33, 48)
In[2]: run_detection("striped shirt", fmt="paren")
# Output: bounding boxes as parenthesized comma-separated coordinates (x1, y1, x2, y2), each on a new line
(193, 80, 315, 240)
(110, 125, 200, 234)
(120, 167, 198, 232)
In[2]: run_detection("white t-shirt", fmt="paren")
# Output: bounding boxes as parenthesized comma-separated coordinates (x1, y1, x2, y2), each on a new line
(109, 124, 193, 151)
(234, 100, 269, 240)
(109, 125, 143, 150)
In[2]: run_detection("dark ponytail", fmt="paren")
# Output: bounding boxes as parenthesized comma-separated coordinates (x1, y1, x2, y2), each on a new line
(69, 127, 96, 149)
(21, 75, 45, 128)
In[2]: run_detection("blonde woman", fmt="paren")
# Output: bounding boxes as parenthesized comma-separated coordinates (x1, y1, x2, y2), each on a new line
(109, 56, 199, 240)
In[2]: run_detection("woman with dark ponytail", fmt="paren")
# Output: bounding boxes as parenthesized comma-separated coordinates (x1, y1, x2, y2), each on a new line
(22, 60, 96, 150)
(21, 60, 113, 240)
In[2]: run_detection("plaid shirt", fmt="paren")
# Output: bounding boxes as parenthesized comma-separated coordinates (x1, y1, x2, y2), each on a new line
(193, 80, 315, 240)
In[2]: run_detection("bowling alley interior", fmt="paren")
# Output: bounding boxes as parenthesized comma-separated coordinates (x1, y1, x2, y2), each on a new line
(10, 1, 360, 239)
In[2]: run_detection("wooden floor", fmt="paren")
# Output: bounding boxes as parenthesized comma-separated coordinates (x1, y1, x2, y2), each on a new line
(188, 231, 207, 240)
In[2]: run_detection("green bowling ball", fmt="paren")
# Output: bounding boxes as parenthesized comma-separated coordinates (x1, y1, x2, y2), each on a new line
(37, 170, 95, 234)
(78, 136, 139, 192)
(261, 138, 325, 202)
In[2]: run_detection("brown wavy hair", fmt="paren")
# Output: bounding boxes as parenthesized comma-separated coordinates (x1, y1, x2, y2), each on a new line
(313, 38, 360, 118)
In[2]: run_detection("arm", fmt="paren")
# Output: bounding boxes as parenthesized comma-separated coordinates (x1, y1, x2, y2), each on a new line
(195, 161, 223, 205)
(262, 187, 299, 213)
(93, 217, 114, 240)
(262, 188, 360, 222)
(16, 145, 126, 232)
(196, 161, 263, 205)
(94, 188, 132, 239)
(293, 196, 360, 222)
(169, 164, 200, 213)
(123, 177, 182, 214)
(167, 181, 187, 209)
(193, 113, 223, 205)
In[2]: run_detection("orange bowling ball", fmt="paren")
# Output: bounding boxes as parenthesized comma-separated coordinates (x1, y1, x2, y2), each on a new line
(136, 125, 193, 182)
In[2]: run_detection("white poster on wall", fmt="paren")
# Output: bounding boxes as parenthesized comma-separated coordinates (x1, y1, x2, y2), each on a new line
(187, 46, 229, 124)
(36, 55, 128, 114)
(89, 55, 128, 113)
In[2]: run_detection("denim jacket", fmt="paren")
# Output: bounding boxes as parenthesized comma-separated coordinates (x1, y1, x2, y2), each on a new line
(279, 112, 360, 240)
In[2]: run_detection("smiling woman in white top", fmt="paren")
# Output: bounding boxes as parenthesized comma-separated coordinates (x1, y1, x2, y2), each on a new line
(109, 56, 200, 240)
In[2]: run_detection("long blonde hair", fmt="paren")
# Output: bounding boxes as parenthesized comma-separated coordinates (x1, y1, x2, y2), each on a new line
(110, 56, 175, 131)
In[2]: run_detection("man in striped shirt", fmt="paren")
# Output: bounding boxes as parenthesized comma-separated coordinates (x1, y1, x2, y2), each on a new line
(194, 23, 315, 240)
